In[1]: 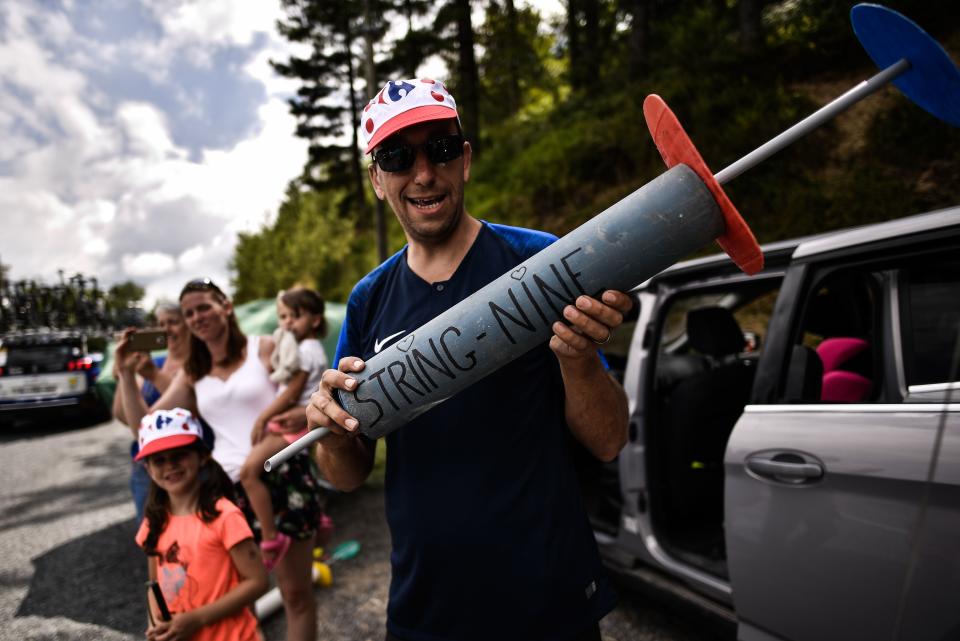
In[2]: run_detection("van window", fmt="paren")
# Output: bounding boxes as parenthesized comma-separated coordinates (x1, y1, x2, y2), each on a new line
(657, 285, 779, 372)
(786, 268, 879, 403)
(732, 290, 779, 353)
(660, 293, 726, 346)
(900, 259, 960, 389)
(784, 250, 959, 404)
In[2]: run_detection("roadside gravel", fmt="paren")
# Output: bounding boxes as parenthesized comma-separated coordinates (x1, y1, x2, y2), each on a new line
(1, 419, 722, 641)
(262, 484, 723, 641)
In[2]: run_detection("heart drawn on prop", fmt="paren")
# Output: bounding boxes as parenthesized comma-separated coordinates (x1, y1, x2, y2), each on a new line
(511, 266, 527, 280)
(397, 334, 415, 352)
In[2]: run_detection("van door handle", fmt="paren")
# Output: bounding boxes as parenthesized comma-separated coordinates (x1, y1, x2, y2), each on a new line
(745, 453, 824, 483)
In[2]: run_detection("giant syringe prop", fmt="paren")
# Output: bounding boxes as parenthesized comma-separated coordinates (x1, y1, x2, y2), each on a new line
(266, 4, 959, 472)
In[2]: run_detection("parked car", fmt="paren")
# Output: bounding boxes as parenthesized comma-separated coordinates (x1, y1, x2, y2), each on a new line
(580, 206, 960, 641)
(0, 330, 106, 426)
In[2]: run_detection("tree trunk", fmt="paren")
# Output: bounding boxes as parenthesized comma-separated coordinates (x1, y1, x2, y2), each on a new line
(567, 0, 581, 90)
(504, 0, 521, 115)
(739, 0, 763, 54)
(343, 17, 368, 226)
(582, 0, 599, 83)
(568, 0, 599, 89)
(455, 0, 481, 153)
(364, 0, 388, 262)
(627, 0, 649, 81)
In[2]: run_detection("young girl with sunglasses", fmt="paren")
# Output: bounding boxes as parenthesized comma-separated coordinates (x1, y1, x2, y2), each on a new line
(238, 287, 329, 571)
(136, 408, 267, 641)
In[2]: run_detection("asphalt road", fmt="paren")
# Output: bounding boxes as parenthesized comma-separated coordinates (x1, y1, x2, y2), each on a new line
(0, 417, 727, 641)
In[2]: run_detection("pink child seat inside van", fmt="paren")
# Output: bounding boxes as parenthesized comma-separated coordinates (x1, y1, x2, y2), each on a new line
(816, 337, 872, 402)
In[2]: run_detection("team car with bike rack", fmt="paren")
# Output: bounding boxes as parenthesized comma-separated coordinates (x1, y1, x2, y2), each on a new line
(0, 330, 106, 425)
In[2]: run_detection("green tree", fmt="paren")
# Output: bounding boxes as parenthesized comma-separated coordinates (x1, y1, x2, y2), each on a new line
(104, 280, 146, 328)
(376, 0, 437, 79)
(230, 183, 379, 304)
(420, 1, 480, 149)
(106, 281, 145, 314)
(739, 0, 766, 54)
(272, 0, 367, 219)
(619, 0, 650, 80)
(477, 1, 551, 125)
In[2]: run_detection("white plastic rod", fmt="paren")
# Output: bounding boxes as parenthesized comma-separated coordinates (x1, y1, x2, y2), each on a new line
(264, 427, 330, 471)
(715, 58, 910, 185)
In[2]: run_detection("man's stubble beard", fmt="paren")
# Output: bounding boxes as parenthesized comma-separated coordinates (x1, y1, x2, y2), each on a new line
(398, 202, 464, 247)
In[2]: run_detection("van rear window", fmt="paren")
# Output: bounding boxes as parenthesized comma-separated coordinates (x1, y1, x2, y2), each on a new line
(902, 261, 960, 387)
(7, 345, 76, 369)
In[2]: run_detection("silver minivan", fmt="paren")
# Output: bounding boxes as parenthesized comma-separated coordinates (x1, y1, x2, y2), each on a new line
(585, 206, 960, 641)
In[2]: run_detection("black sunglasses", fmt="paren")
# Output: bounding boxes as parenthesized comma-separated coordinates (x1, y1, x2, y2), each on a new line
(180, 277, 224, 299)
(373, 134, 465, 173)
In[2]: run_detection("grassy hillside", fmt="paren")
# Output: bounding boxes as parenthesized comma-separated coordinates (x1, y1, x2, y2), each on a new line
(468, 30, 960, 255)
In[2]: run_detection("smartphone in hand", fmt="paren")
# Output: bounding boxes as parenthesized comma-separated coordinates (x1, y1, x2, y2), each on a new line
(128, 329, 167, 352)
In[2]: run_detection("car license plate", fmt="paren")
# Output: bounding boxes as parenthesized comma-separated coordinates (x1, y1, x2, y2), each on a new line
(0, 372, 87, 400)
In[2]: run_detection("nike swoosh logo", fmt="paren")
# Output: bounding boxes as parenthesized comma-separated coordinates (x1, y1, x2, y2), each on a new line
(374, 330, 406, 354)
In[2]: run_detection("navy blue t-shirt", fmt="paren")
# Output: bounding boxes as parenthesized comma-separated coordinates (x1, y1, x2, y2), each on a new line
(336, 221, 616, 641)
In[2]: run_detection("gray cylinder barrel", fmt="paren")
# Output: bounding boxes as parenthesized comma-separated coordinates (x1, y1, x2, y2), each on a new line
(336, 163, 723, 439)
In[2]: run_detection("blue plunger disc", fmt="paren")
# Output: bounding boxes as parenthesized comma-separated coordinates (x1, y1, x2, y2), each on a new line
(851, 3, 960, 126)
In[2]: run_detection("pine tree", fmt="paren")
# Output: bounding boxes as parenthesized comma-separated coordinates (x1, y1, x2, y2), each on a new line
(478, 0, 550, 125)
(271, 0, 367, 220)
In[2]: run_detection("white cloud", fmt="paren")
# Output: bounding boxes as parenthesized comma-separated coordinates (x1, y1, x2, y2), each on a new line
(197, 99, 307, 230)
(41, 9, 75, 43)
(75, 200, 117, 225)
(155, 0, 279, 48)
(177, 244, 206, 270)
(0, 0, 308, 307)
(85, 237, 110, 257)
(122, 252, 177, 277)
(0, 182, 104, 279)
(117, 102, 183, 159)
(244, 41, 308, 98)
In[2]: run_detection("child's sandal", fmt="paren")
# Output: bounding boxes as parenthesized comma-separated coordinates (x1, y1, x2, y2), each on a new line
(260, 532, 292, 572)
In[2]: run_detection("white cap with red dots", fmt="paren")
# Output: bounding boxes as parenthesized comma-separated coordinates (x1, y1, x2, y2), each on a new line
(135, 408, 205, 461)
(360, 78, 460, 154)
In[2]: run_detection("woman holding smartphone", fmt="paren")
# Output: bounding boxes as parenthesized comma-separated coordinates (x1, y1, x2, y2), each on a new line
(113, 302, 191, 524)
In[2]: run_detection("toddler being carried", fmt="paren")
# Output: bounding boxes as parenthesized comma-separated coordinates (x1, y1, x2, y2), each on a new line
(239, 287, 329, 571)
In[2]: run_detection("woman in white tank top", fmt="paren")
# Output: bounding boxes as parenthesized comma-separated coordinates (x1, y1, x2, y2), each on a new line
(194, 334, 276, 482)
(115, 278, 321, 641)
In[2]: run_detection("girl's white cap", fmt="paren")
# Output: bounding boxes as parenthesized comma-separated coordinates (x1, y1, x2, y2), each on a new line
(135, 408, 204, 461)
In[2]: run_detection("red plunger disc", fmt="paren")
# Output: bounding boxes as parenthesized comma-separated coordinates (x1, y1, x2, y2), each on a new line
(643, 94, 763, 275)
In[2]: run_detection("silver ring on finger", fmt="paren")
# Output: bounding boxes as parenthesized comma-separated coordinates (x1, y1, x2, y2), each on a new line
(592, 332, 612, 345)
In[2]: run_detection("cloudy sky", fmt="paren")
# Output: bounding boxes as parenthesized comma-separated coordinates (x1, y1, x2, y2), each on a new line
(0, 0, 311, 306)
(0, 0, 566, 307)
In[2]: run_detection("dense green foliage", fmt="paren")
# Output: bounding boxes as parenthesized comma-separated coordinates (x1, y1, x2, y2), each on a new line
(231, 0, 960, 304)
(231, 185, 378, 302)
